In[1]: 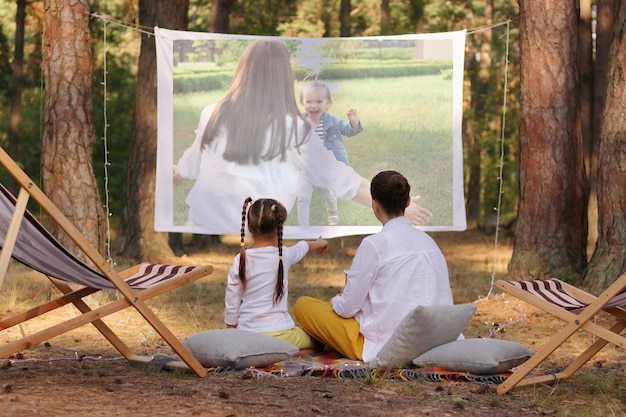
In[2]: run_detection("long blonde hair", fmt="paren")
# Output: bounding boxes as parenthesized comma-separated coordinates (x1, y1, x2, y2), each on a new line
(202, 40, 310, 164)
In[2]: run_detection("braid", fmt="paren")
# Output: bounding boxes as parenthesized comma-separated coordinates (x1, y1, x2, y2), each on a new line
(239, 197, 253, 293)
(274, 221, 285, 304)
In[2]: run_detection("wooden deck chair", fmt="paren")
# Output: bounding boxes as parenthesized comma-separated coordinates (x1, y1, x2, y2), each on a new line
(0, 147, 213, 377)
(495, 274, 626, 394)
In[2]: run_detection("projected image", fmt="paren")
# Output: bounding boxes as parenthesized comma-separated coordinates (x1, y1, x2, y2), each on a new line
(155, 30, 466, 238)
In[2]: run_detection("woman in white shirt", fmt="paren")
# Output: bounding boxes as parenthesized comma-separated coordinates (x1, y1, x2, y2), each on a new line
(294, 170, 454, 362)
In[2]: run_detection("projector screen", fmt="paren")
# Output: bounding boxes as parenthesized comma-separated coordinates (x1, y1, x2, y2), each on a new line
(155, 28, 466, 238)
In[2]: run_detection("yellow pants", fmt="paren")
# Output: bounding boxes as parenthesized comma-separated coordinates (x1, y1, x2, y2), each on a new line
(262, 326, 313, 349)
(294, 296, 364, 360)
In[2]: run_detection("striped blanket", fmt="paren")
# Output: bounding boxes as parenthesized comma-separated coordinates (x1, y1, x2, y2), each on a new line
(244, 352, 511, 384)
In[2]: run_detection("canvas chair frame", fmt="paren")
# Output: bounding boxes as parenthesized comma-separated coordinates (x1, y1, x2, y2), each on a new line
(495, 272, 626, 394)
(0, 147, 212, 377)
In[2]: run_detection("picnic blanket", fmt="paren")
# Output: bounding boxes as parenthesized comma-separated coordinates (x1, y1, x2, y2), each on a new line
(244, 352, 511, 384)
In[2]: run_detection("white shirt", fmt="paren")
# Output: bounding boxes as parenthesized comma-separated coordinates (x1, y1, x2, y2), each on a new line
(224, 241, 309, 333)
(331, 216, 453, 362)
(177, 104, 362, 234)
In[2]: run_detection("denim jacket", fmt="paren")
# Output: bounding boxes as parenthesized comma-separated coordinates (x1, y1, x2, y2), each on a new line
(305, 112, 363, 165)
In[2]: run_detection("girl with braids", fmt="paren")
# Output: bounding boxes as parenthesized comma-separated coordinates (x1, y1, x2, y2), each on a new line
(224, 197, 327, 351)
(294, 171, 455, 362)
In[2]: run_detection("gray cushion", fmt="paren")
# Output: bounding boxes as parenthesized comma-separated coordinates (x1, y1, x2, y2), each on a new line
(369, 304, 476, 369)
(412, 338, 535, 374)
(182, 329, 299, 369)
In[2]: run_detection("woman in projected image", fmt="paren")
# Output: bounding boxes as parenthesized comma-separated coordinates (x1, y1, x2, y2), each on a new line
(173, 39, 429, 233)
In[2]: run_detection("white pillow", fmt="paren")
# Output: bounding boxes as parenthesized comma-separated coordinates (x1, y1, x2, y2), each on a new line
(369, 304, 476, 369)
(182, 329, 299, 369)
(412, 338, 535, 374)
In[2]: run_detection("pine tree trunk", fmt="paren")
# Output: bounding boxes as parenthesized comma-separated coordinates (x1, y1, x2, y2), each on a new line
(8, 0, 26, 163)
(380, 0, 390, 36)
(508, 0, 588, 282)
(340, 0, 351, 37)
(117, 0, 189, 261)
(582, 1, 626, 292)
(211, 0, 234, 32)
(41, 0, 106, 261)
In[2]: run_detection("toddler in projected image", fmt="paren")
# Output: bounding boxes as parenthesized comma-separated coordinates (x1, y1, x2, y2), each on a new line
(296, 73, 363, 226)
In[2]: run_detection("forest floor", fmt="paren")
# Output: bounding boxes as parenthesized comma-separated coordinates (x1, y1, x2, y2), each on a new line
(1, 230, 625, 416)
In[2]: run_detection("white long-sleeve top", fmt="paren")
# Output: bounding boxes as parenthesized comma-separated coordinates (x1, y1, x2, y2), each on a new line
(224, 241, 309, 333)
(176, 104, 363, 234)
(331, 216, 454, 362)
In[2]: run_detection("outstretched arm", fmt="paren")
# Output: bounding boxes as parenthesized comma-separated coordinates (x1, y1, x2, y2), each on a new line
(405, 195, 432, 225)
(351, 179, 432, 226)
(307, 236, 328, 255)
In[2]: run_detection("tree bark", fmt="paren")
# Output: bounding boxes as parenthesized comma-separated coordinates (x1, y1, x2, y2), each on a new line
(117, 0, 189, 261)
(340, 0, 351, 37)
(211, 0, 234, 33)
(582, 0, 626, 292)
(579, 0, 592, 177)
(380, 0, 390, 36)
(508, 0, 588, 282)
(594, 0, 616, 146)
(41, 0, 106, 260)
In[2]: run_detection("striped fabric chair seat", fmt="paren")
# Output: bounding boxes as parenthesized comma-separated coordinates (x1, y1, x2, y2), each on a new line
(0, 184, 206, 291)
(124, 263, 207, 289)
(507, 278, 626, 312)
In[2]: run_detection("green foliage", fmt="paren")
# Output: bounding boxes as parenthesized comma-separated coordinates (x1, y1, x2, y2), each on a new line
(0, 86, 43, 194)
(14, 88, 43, 177)
(92, 59, 138, 217)
(351, 46, 414, 61)
(229, 0, 299, 36)
(423, 0, 469, 32)
(316, 39, 363, 63)
(0, 22, 9, 155)
(89, 4, 140, 218)
(174, 60, 450, 95)
(296, 62, 450, 82)
(174, 72, 233, 94)
(211, 40, 249, 66)
(277, 0, 333, 37)
(0, 23, 12, 100)
(188, 0, 212, 32)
